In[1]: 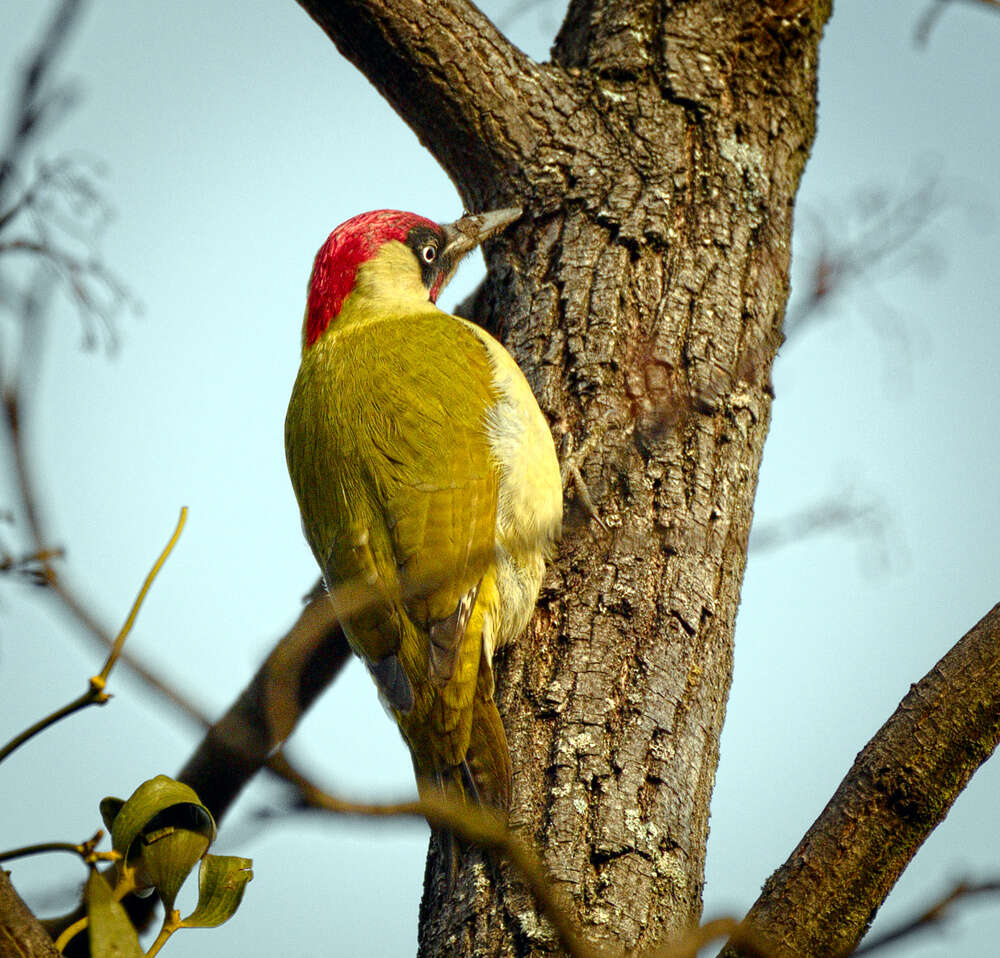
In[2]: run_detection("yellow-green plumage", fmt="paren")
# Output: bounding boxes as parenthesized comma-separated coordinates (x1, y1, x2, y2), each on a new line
(285, 214, 561, 809)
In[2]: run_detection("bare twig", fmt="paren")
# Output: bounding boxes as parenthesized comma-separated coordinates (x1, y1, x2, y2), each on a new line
(99, 508, 186, 682)
(0, 235, 132, 327)
(1, 7, 139, 355)
(0, 831, 116, 867)
(749, 486, 894, 570)
(852, 879, 1000, 955)
(1, 160, 140, 353)
(0, 508, 186, 764)
(0, 0, 84, 205)
(785, 169, 953, 343)
(0, 544, 64, 583)
(915, 0, 1000, 46)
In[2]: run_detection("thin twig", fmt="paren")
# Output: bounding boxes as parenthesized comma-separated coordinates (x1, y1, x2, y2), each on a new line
(851, 880, 1000, 955)
(0, 831, 116, 866)
(0, 509, 187, 764)
(749, 486, 894, 571)
(0, 545, 64, 582)
(96, 507, 186, 683)
(785, 170, 951, 342)
(915, 0, 1000, 46)
(1, 212, 139, 352)
(0, 0, 84, 205)
(0, 690, 104, 764)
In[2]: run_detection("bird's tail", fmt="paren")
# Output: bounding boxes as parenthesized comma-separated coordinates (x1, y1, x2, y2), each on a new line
(423, 691, 511, 887)
(460, 693, 512, 811)
(418, 690, 512, 812)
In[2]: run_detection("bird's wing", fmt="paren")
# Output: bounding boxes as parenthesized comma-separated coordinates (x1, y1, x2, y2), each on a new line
(286, 310, 512, 793)
(302, 312, 500, 681)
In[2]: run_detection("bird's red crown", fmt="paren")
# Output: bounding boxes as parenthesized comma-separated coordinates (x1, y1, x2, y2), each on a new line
(304, 209, 438, 347)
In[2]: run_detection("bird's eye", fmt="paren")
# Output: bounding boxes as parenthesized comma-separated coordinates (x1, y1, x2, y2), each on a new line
(420, 244, 437, 264)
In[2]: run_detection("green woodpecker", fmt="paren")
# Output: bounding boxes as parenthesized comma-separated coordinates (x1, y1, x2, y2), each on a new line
(285, 207, 561, 810)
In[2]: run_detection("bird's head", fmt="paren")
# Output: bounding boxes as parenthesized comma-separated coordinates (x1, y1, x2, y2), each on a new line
(303, 206, 522, 348)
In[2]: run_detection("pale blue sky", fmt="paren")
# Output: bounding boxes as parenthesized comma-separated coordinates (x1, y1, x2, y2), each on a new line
(2, 1, 999, 955)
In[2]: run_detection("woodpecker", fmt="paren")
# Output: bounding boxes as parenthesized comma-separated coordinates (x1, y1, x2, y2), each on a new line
(285, 207, 561, 810)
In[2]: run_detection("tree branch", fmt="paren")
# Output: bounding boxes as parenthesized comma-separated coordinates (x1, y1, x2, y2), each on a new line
(0, 0, 83, 206)
(0, 869, 60, 958)
(177, 583, 350, 822)
(293, 0, 553, 206)
(720, 602, 1000, 958)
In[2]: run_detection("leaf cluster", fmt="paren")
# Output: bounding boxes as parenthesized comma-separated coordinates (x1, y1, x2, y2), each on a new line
(0, 513, 252, 957)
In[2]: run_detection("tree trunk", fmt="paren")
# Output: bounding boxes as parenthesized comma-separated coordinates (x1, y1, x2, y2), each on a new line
(296, 0, 830, 953)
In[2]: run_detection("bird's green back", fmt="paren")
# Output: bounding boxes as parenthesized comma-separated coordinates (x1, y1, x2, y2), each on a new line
(285, 309, 500, 661)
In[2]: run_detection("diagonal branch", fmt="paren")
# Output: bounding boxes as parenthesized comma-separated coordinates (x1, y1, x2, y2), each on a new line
(0, 0, 83, 206)
(47, 588, 352, 950)
(177, 584, 350, 821)
(293, 0, 552, 205)
(720, 602, 1000, 958)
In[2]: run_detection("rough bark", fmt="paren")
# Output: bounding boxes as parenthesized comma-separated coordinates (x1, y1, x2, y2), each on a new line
(6, 1, 997, 956)
(296, 0, 830, 954)
(720, 602, 1000, 958)
(0, 870, 59, 958)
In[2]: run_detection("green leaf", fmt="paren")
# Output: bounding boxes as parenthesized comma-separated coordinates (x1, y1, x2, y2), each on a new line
(85, 869, 144, 958)
(180, 855, 253, 928)
(100, 797, 125, 833)
(107, 776, 215, 859)
(140, 826, 213, 911)
(103, 775, 216, 908)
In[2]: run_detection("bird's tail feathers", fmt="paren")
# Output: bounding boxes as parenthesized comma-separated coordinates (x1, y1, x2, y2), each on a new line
(417, 693, 511, 813)
(463, 694, 512, 811)
(419, 696, 510, 887)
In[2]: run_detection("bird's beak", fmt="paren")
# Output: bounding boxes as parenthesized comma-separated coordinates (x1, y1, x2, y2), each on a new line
(440, 206, 523, 262)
